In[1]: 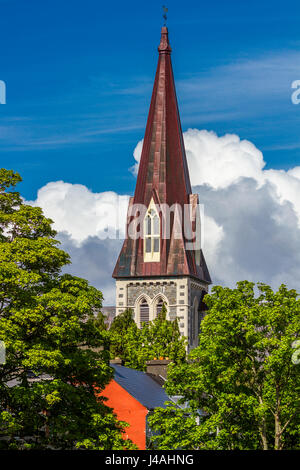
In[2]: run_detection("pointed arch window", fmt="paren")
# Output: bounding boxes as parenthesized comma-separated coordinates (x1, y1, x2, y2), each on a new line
(154, 297, 168, 320)
(144, 199, 160, 262)
(139, 299, 149, 326)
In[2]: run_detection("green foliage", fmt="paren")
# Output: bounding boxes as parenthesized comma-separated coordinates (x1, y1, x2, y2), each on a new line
(140, 306, 187, 366)
(0, 169, 134, 449)
(147, 405, 201, 450)
(93, 310, 108, 332)
(108, 305, 187, 371)
(149, 282, 300, 450)
(109, 308, 136, 360)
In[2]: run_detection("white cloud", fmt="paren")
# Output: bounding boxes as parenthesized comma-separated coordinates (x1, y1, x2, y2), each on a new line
(196, 178, 300, 291)
(57, 233, 122, 305)
(28, 181, 129, 244)
(288, 166, 300, 179)
(184, 129, 265, 189)
(263, 169, 300, 223)
(130, 139, 143, 176)
(202, 215, 224, 267)
(133, 129, 300, 224)
(132, 129, 266, 189)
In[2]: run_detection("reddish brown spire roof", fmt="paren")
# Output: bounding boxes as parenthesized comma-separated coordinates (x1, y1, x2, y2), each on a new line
(133, 26, 192, 208)
(113, 27, 211, 284)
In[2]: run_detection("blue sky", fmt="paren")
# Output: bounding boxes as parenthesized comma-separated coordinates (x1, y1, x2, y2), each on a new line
(1, 0, 300, 199)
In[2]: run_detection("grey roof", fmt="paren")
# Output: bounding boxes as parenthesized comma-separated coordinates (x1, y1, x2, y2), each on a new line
(6, 373, 53, 388)
(111, 364, 170, 410)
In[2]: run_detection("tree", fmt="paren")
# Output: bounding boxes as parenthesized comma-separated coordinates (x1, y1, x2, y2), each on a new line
(0, 169, 134, 449)
(149, 282, 300, 450)
(93, 310, 108, 332)
(140, 305, 187, 366)
(108, 305, 187, 371)
(109, 308, 136, 360)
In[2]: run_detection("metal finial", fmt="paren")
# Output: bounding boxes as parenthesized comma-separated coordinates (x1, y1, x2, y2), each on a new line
(162, 5, 168, 26)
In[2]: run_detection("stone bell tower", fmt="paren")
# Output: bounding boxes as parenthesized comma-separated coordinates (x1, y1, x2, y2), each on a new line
(112, 27, 211, 349)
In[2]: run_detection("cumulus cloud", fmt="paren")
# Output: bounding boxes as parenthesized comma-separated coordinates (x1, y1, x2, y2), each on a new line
(184, 129, 266, 189)
(182, 129, 300, 290)
(27, 129, 300, 303)
(197, 179, 300, 291)
(130, 139, 143, 176)
(132, 130, 266, 188)
(133, 129, 300, 224)
(28, 182, 129, 243)
(57, 233, 122, 305)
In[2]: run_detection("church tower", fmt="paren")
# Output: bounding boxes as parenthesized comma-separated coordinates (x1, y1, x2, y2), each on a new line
(113, 27, 211, 349)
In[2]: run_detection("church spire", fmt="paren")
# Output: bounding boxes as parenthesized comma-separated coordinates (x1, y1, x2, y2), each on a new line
(113, 27, 211, 284)
(133, 26, 192, 208)
(158, 26, 172, 54)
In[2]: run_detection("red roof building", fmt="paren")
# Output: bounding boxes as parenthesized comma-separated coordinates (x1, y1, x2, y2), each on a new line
(99, 361, 171, 450)
(113, 27, 211, 349)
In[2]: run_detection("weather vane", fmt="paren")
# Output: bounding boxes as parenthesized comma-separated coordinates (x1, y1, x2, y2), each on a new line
(162, 5, 168, 26)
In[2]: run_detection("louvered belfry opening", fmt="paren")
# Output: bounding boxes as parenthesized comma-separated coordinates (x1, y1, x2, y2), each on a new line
(139, 299, 150, 326)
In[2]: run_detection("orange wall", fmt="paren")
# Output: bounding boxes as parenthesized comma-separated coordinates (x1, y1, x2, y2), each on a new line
(99, 380, 148, 450)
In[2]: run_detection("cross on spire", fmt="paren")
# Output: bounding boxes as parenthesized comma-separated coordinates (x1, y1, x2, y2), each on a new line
(162, 6, 168, 26)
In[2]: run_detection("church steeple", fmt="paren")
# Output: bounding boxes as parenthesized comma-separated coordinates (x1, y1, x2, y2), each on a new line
(113, 27, 211, 284)
(133, 26, 191, 208)
(158, 25, 172, 54)
(112, 26, 211, 349)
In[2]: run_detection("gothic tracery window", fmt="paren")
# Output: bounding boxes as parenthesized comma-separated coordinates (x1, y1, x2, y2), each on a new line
(139, 299, 150, 326)
(144, 199, 160, 262)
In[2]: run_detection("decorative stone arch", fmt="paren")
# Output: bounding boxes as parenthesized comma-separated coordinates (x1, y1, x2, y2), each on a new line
(134, 293, 152, 328)
(151, 293, 169, 321)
